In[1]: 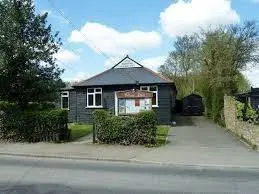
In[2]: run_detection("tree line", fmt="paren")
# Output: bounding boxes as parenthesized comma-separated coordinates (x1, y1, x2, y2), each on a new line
(159, 21, 259, 125)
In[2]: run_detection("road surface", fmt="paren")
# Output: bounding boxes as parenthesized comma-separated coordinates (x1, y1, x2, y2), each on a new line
(0, 156, 259, 193)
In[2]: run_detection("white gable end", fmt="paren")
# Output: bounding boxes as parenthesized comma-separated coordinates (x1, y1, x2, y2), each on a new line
(114, 57, 142, 68)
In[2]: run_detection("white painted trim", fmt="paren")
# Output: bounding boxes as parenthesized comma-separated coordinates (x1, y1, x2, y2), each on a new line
(61, 91, 69, 109)
(87, 87, 103, 107)
(115, 91, 118, 116)
(85, 106, 103, 109)
(140, 85, 159, 107)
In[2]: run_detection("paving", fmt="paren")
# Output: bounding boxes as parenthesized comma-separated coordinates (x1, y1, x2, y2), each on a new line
(1, 116, 259, 168)
(0, 142, 150, 161)
(133, 116, 259, 167)
(71, 133, 93, 144)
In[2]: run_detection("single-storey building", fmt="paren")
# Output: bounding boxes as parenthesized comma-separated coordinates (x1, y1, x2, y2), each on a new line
(235, 87, 259, 111)
(60, 56, 177, 124)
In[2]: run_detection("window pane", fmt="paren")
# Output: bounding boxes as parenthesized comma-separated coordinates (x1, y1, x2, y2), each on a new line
(95, 94, 102, 106)
(88, 94, 94, 106)
(118, 99, 126, 114)
(62, 97, 68, 109)
(95, 88, 101, 93)
(88, 88, 94, 93)
(152, 93, 157, 106)
(150, 86, 157, 91)
(141, 86, 148, 91)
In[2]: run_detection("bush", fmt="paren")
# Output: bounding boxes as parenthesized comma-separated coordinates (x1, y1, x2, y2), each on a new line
(0, 102, 68, 142)
(235, 99, 258, 123)
(27, 102, 56, 110)
(93, 110, 157, 145)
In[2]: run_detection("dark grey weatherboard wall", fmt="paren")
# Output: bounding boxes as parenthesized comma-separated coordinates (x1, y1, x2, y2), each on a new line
(66, 84, 176, 124)
(251, 96, 259, 110)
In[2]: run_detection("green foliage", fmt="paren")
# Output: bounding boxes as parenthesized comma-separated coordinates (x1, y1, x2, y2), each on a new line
(0, 0, 64, 108)
(160, 21, 258, 126)
(92, 110, 157, 145)
(235, 99, 258, 123)
(26, 102, 56, 111)
(237, 73, 251, 93)
(245, 105, 258, 123)
(159, 35, 202, 99)
(235, 100, 245, 119)
(0, 102, 69, 142)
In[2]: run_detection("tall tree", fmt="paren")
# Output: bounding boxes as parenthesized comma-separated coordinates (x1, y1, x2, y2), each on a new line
(0, 0, 64, 108)
(201, 21, 258, 123)
(159, 35, 201, 98)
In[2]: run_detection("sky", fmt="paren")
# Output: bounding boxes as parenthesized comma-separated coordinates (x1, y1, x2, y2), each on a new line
(35, 0, 259, 86)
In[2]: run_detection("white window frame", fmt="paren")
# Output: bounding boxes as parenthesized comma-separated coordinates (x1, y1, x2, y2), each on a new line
(61, 91, 69, 110)
(140, 86, 158, 107)
(86, 88, 103, 108)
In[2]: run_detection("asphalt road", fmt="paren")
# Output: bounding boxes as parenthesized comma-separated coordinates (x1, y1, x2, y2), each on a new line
(0, 156, 259, 194)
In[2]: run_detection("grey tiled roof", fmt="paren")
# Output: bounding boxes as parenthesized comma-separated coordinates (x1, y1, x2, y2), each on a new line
(73, 56, 173, 87)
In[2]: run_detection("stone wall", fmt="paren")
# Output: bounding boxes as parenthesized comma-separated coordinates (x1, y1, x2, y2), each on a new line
(224, 95, 259, 148)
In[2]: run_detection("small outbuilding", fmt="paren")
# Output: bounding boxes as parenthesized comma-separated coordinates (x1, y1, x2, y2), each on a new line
(182, 94, 203, 116)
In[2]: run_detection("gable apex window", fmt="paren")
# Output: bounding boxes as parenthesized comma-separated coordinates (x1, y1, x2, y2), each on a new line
(140, 86, 158, 107)
(87, 88, 102, 108)
(61, 91, 69, 109)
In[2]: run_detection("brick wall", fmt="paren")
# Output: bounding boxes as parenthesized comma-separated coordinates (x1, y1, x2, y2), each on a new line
(224, 95, 259, 148)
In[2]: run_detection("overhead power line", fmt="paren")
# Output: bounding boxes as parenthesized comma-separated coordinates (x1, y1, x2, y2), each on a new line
(46, 0, 115, 62)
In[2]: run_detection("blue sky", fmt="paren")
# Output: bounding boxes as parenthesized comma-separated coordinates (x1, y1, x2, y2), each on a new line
(35, 0, 259, 86)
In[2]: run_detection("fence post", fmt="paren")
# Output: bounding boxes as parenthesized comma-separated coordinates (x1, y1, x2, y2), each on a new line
(93, 122, 96, 144)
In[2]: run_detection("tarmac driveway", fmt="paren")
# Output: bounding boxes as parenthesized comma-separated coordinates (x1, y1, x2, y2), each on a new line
(133, 116, 259, 167)
(169, 116, 246, 149)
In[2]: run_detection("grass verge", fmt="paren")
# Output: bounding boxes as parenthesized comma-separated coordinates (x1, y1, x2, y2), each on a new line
(155, 125, 170, 146)
(68, 123, 93, 141)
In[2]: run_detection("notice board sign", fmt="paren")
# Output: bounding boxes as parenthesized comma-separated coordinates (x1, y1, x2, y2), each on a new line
(116, 90, 152, 115)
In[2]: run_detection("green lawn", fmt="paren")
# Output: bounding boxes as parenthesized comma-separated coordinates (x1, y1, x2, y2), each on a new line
(156, 125, 170, 146)
(68, 123, 93, 141)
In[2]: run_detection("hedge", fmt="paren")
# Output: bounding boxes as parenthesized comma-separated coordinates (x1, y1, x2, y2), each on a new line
(92, 110, 157, 145)
(0, 101, 69, 142)
(235, 99, 259, 124)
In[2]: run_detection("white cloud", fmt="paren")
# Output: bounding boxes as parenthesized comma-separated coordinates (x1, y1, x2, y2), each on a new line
(54, 49, 80, 63)
(160, 0, 240, 37)
(68, 22, 161, 56)
(63, 72, 93, 83)
(141, 56, 167, 72)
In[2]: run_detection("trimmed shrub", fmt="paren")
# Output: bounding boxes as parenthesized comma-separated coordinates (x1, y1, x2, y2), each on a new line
(0, 102, 68, 142)
(93, 110, 157, 145)
(134, 111, 157, 144)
